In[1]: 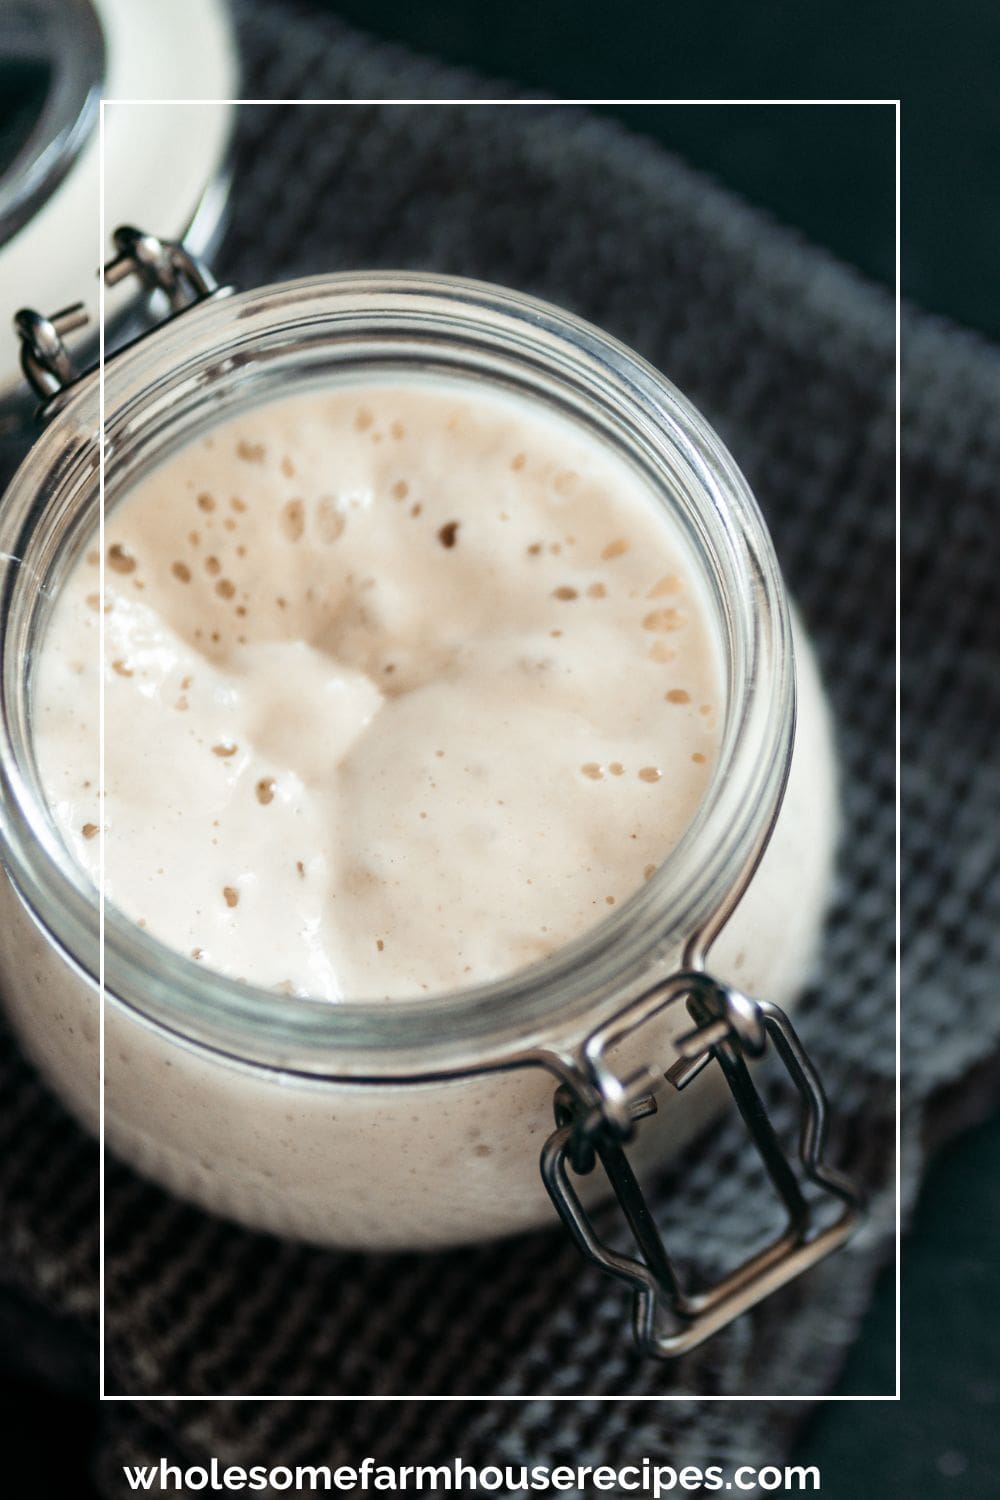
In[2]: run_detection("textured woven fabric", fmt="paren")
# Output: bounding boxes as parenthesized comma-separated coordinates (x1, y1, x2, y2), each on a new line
(1, 0, 995, 1488)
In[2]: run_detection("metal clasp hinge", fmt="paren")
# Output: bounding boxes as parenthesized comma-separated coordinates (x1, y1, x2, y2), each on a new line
(540, 971, 863, 1358)
(13, 225, 232, 411)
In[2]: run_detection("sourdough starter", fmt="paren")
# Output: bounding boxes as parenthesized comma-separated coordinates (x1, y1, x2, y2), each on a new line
(35, 380, 723, 998)
(0, 375, 838, 1247)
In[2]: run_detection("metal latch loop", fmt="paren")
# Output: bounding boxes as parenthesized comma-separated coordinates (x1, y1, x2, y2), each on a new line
(540, 971, 862, 1358)
(13, 225, 231, 411)
(103, 225, 220, 310)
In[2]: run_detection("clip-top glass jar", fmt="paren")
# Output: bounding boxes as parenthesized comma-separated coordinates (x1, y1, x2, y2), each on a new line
(0, 232, 860, 1359)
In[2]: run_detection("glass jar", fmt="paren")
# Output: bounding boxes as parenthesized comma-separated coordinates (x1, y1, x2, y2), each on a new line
(0, 237, 859, 1356)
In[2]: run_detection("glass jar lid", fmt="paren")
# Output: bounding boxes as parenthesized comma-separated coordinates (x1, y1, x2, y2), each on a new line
(0, 0, 237, 412)
(0, 0, 105, 246)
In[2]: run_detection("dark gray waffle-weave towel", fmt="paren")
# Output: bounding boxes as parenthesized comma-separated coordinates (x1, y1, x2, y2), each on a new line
(1, 0, 996, 1488)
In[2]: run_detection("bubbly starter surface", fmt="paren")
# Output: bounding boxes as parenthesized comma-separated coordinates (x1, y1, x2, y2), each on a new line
(35, 381, 723, 999)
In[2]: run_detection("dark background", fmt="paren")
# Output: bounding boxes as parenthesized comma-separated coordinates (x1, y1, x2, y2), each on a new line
(2, 0, 997, 1494)
(328, 0, 995, 341)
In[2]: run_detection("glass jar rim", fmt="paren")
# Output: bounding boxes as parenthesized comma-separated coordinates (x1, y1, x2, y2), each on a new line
(0, 270, 794, 1078)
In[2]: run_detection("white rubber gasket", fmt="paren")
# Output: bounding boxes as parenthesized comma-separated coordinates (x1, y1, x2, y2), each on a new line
(0, 0, 237, 402)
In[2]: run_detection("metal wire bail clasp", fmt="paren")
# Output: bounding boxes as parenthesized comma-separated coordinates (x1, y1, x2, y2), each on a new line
(540, 971, 863, 1358)
(13, 304, 90, 403)
(102, 225, 220, 311)
(13, 226, 228, 410)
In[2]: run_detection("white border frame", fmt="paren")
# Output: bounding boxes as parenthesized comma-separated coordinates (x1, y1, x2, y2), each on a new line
(97, 97, 902, 1404)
